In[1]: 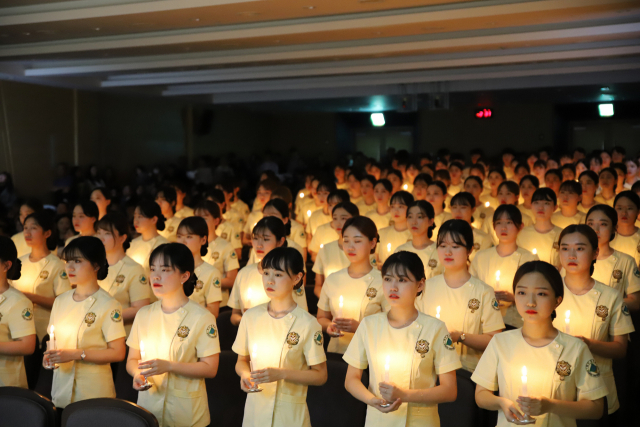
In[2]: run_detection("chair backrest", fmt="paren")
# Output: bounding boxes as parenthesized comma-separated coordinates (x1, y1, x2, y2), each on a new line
(205, 350, 246, 427)
(62, 398, 158, 427)
(0, 387, 57, 427)
(34, 362, 54, 400)
(307, 358, 368, 427)
(217, 309, 238, 351)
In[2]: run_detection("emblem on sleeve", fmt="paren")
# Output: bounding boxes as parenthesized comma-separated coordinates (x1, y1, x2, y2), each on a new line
(389, 220, 395, 226)
(177, 326, 190, 340)
(295, 287, 305, 296)
(139, 275, 148, 285)
(366, 287, 377, 299)
(473, 243, 480, 251)
(110, 309, 122, 322)
(235, 233, 240, 240)
(415, 339, 430, 358)
(300, 232, 305, 239)
(39, 271, 49, 280)
(443, 335, 455, 350)
(556, 360, 572, 381)
(213, 278, 221, 288)
(21, 308, 33, 321)
(168, 226, 174, 233)
(206, 324, 218, 338)
(221, 233, 228, 240)
(212, 252, 220, 260)
(480, 212, 486, 219)
(468, 298, 481, 313)
(116, 274, 125, 284)
(595, 305, 609, 321)
(85, 312, 97, 326)
(491, 298, 500, 311)
(586, 359, 600, 377)
(612, 270, 622, 282)
(195, 280, 204, 290)
(60, 271, 68, 280)
(428, 259, 438, 269)
(314, 331, 323, 346)
(634, 268, 640, 279)
(231, 251, 237, 259)
(287, 332, 300, 348)
(621, 304, 630, 316)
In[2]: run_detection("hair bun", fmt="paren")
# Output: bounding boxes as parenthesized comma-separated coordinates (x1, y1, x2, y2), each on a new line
(200, 242, 208, 257)
(183, 272, 197, 297)
(427, 223, 436, 240)
(8, 258, 22, 281)
(97, 262, 109, 281)
(551, 309, 557, 321)
(156, 213, 166, 231)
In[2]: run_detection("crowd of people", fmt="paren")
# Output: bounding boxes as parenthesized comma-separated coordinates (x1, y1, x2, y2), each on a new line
(0, 144, 639, 427)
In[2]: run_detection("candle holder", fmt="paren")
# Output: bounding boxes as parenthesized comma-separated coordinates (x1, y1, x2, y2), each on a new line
(44, 334, 58, 370)
(520, 366, 536, 425)
(379, 356, 391, 407)
(248, 360, 263, 393)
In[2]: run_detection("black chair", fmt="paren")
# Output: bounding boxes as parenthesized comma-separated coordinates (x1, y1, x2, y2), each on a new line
(34, 362, 54, 400)
(62, 398, 158, 427)
(217, 309, 239, 351)
(114, 358, 138, 403)
(305, 284, 318, 316)
(0, 386, 57, 427)
(205, 350, 246, 427)
(307, 358, 368, 427)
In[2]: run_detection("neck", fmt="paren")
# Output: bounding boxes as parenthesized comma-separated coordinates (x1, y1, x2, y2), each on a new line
(393, 221, 408, 231)
(29, 245, 50, 261)
(491, 188, 498, 198)
(193, 256, 204, 268)
(617, 223, 637, 236)
(523, 200, 532, 209)
(164, 210, 174, 220)
(377, 204, 390, 215)
(363, 194, 375, 205)
(581, 194, 595, 206)
(80, 229, 94, 237)
(269, 295, 297, 316)
(106, 247, 126, 266)
(597, 243, 614, 259)
(443, 267, 471, 287)
(323, 205, 330, 215)
(600, 188, 614, 199)
(161, 289, 189, 313)
(0, 277, 9, 293)
(496, 241, 518, 256)
(433, 205, 443, 215)
(348, 259, 373, 276)
(387, 305, 418, 328)
(561, 206, 578, 217)
(411, 233, 431, 249)
(176, 201, 185, 211)
(534, 218, 553, 232)
(521, 320, 557, 342)
(351, 189, 361, 198)
(74, 281, 100, 299)
(564, 272, 594, 293)
(141, 229, 159, 241)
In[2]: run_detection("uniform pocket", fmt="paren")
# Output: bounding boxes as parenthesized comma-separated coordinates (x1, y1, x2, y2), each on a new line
(74, 371, 116, 401)
(166, 387, 208, 427)
(273, 394, 308, 427)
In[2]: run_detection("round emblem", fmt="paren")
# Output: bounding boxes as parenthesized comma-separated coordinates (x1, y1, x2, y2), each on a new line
(213, 278, 221, 288)
(491, 298, 500, 311)
(300, 232, 305, 239)
(116, 274, 125, 284)
(612, 270, 622, 281)
(389, 220, 395, 226)
(366, 287, 377, 299)
(480, 212, 486, 219)
(468, 298, 481, 313)
(221, 233, 228, 240)
(314, 331, 323, 346)
(634, 268, 640, 279)
(212, 251, 220, 260)
(473, 243, 480, 251)
(415, 339, 430, 358)
(60, 271, 68, 280)
(556, 360, 572, 381)
(168, 226, 174, 233)
(443, 335, 455, 350)
(231, 251, 237, 259)
(39, 271, 49, 280)
(428, 259, 437, 269)
(177, 326, 190, 339)
(85, 312, 97, 326)
(595, 305, 609, 321)
(286, 332, 300, 348)
(621, 304, 630, 316)
(586, 359, 600, 377)
(21, 308, 33, 321)
(295, 287, 304, 296)
(139, 275, 148, 285)
(206, 324, 218, 338)
(195, 280, 204, 290)
(110, 309, 122, 322)
(235, 233, 240, 240)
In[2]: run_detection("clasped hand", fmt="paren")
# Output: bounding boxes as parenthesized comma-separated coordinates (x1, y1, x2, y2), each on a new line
(43, 349, 80, 365)
(332, 317, 359, 334)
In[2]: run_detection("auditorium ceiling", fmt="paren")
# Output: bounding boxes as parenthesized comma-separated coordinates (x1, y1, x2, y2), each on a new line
(0, 0, 639, 105)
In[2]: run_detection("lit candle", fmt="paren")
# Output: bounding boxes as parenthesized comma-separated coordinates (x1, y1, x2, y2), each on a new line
(436, 306, 441, 319)
(307, 210, 312, 218)
(300, 193, 304, 199)
(49, 325, 55, 348)
(140, 340, 146, 360)
(246, 288, 253, 310)
(337, 295, 344, 318)
(250, 344, 258, 373)
(384, 355, 390, 382)
(320, 244, 324, 249)
(387, 243, 391, 253)
(565, 310, 571, 334)
(532, 248, 537, 255)
(485, 201, 490, 208)
(403, 184, 408, 190)
(495, 270, 501, 290)
(521, 366, 528, 397)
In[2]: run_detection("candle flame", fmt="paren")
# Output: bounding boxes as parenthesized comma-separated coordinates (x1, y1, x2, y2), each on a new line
(387, 243, 391, 252)
(485, 201, 490, 208)
(403, 184, 408, 190)
(140, 340, 145, 353)
(532, 248, 537, 255)
(307, 210, 312, 217)
(320, 244, 324, 248)
(436, 306, 441, 315)
(300, 193, 304, 199)
(495, 270, 500, 280)
(50, 325, 55, 334)
(565, 310, 570, 320)
(339, 295, 343, 308)
(522, 366, 527, 376)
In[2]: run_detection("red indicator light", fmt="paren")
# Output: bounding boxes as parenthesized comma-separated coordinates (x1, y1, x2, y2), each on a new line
(475, 108, 492, 118)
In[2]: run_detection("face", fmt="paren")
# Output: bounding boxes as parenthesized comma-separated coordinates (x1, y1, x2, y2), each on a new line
(626, 161, 638, 179)
(488, 171, 504, 190)
(532, 198, 555, 220)
(195, 209, 220, 234)
(388, 174, 402, 193)
(390, 199, 408, 222)
(575, 162, 587, 176)
(176, 227, 207, 256)
(252, 229, 282, 260)
(514, 167, 527, 183)
(544, 174, 561, 194)
(615, 197, 639, 227)
(263, 267, 302, 298)
(437, 233, 469, 271)
(493, 213, 520, 243)
(72, 206, 96, 234)
(256, 186, 272, 205)
(342, 225, 376, 263)
(547, 159, 559, 170)
(383, 267, 424, 307)
(262, 205, 288, 225)
(560, 156, 573, 166)
(600, 152, 611, 167)
(412, 180, 428, 200)
(599, 171, 615, 190)
(149, 257, 190, 298)
(19, 205, 35, 225)
(334, 166, 345, 181)
(559, 232, 597, 274)
(586, 210, 613, 246)
(370, 166, 381, 180)
(497, 187, 518, 205)
(407, 165, 419, 180)
(558, 188, 581, 208)
(348, 174, 361, 192)
(373, 183, 391, 205)
(133, 207, 156, 233)
(590, 158, 602, 173)
(90, 189, 111, 213)
(469, 169, 484, 180)
(331, 208, 352, 233)
(310, 180, 320, 198)
(449, 166, 462, 182)
(23, 218, 50, 248)
(57, 216, 72, 235)
(426, 185, 445, 210)
(435, 161, 447, 171)
(316, 187, 330, 206)
(503, 153, 514, 166)
(612, 151, 625, 163)
(96, 226, 126, 252)
(361, 179, 374, 198)
(520, 180, 537, 203)
(561, 169, 575, 182)
(451, 203, 473, 223)
(64, 256, 99, 286)
(155, 192, 174, 215)
(533, 165, 546, 177)
(527, 154, 538, 166)
(514, 272, 561, 324)
(407, 206, 434, 237)
(579, 175, 597, 198)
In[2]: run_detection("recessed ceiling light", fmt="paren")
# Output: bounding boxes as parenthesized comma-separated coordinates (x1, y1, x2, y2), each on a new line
(22, 32, 30, 36)
(238, 11, 260, 16)
(303, 6, 315, 9)
(94, 27, 101, 31)
(191, 18, 200, 22)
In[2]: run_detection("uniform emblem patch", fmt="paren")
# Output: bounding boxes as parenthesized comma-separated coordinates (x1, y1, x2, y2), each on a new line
(22, 308, 33, 321)
(473, 243, 480, 251)
(286, 332, 300, 348)
(468, 298, 481, 313)
(85, 312, 97, 326)
(480, 213, 486, 219)
(314, 331, 323, 346)
(221, 233, 228, 240)
(212, 252, 220, 260)
(443, 335, 455, 350)
(168, 226, 174, 233)
(177, 326, 190, 340)
(300, 232, 305, 239)
(139, 275, 148, 285)
(195, 280, 204, 290)
(231, 251, 237, 259)
(586, 359, 600, 377)
(612, 270, 622, 282)
(556, 360, 571, 380)
(60, 271, 68, 280)
(415, 339, 430, 358)
(295, 287, 304, 296)
(634, 268, 640, 279)
(366, 287, 377, 299)
(428, 259, 437, 269)
(116, 275, 125, 284)
(595, 305, 608, 321)
(213, 278, 221, 288)
(39, 271, 49, 280)
(553, 242, 560, 249)
(110, 309, 122, 322)
(622, 304, 630, 316)
(491, 298, 500, 311)
(206, 324, 218, 338)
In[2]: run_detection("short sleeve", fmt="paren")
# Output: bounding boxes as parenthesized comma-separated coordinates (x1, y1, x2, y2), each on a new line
(293, 228, 307, 249)
(609, 293, 635, 336)
(128, 269, 151, 303)
(481, 287, 506, 333)
(471, 336, 499, 391)
(469, 256, 479, 277)
(126, 312, 141, 350)
(7, 298, 36, 339)
(231, 314, 249, 356)
(53, 268, 72, 296)
(303, 319, 326, 367)
(309, 232, 321, 254)
(206, 269, 223, 305)
(574, 343, 608, 401)
(228, 273, 243, 310)
(317, 281, 331, 312)
(625, 264, 640, 295)
(230, 231, 242, 250)
(342, 319, 369, 369)
(433, 322, 462, 375)
(312, 249, 325, 275)
(102, 300, 126, 343)
(196, 313, 221, 358)
(223, 247, 240, 272)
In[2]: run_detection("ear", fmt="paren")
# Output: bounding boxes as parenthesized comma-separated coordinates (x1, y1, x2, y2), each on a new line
(1, 260, 11, 274)
(417, 278, 425, 295)
(200, 235, 208, 247)
(181, 271, 191, 285)
(43, 229, 52, 240)
(556, 295, 563, 309)
(277, 237, 286, 247)
(518, 223, 524, 231)
(117, 233, 128, 246)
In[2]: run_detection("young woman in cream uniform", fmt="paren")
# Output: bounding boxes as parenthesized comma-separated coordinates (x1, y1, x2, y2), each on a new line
(463, 176, 494, 231)
(90, 187, 112, 219)
(65, 200, 99, 247)
(473, 261, 608, 427)
(127, 201, 170, 277)
(317, 217, 387, 354)
(610, 191, 640, 267)
(11, 199, 41, 258)
(155, 187, 181, 243)
(577, 171, 599, 214)
(127, 243, 220, 427)
(0, 237, 36, 388)
(449, 192, 493, 262)
(376, 191, 414, 267)
(554, 225, 634, 418)
(425, 181, 452, 240)
(234, 247, 327, 427)
(45, 237, 126, 409)
(344, 251, 461, 427)
(365, 179, 393, 231)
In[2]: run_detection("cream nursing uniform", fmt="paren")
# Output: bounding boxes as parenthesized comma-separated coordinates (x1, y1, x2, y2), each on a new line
(553, 280, 634, 414)
(126, 235, 170, 276)
(203, 237, 240, 307)
(228, 263, 308, 312)
(365, 209, 391, 232)
(308, 222, 339, 254)
(448, 182, 463, 196)
(98, 255, 150, 336)
(469, 247, 539, 327)
(159, 216, 181, 243)
(49, 288, 125, 408)
(472, 205, 494, 231)
(290, 220, 308, 251)
(217, 221, 242, 251)
(356, 200, 376, 217)
(312, 240, 350, 279)
(11, 231, 30, 258)
(190, 262, 223, 310)
(0, 286, 36, 388)
(432, 211, 453, 240)
(317, 267, 387, 354)
(516, 225, 562, 268)
(233, 304, 326, 427)
(377, 227, 413, 265)
(480, 194, 500, 210)
(344, 312, 462, 427)
(246, 239, 304, 266)
(592, 250, 640, 297)
(306, 209, 331, 237)
(518, 205, 535, 223)
(175, 206, 194, 219)
(231, 199, 251, 222)
(551, 211, 586, 229)
(610, 229, 640, 267)
(416, 275, 504, 372)
(11, 253, 72, 341)
(394, 242, 443, 280)
(472, 329, 608, 427)
(594, 194, 615, 207)
(244, 211, 264, 236)
(470, 228, 493, 262)
(128, 301, 220, 427)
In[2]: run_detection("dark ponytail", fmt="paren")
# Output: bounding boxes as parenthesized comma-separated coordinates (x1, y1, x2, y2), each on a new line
(263, 198, 292, 237)
(0, 236, 22, 280)
(61, 236, 109, 281)
(25, 210, 58, 251)
(137, 201, 166, 231)
(149, 243, 198, 297)
(95, 212, 132, 251)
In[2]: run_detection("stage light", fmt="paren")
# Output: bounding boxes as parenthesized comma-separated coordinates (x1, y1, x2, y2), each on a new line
(371, 113, 385, 127)
(598, 104, 614, 117)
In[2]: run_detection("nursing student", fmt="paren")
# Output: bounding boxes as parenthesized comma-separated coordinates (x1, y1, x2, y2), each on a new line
(305, 181, 337, 244)
(90, 187, 112, 219)
(610, 191, 640, 267)
(394, 200, 443, 280)
(127, 201, 169, 277)
(172, 180, 194, 219)
(417, 219, 504, 426)
(473, 261, 608, 427)
(554, 225, 634, 420)
(312, 202, 360, 297)
(317, 217, 386, 353)
(578, 171, 600, 214)
(518, 175, 539, 222)
(365, 179, 392, 231)
(65, 200, 99, 246)
(357, 174, 377, 214)
(229, 218, 308, 326)
(245, 179, 278, 233)
(12, 199, 43, 258)
(480, 169, 506, 209)
(233, 247, 327, 427)
(463, 176, 494, 231)
(308, 194, 352, 260)
(176, 217, 222, 317)
(483, 181, 533, 244)
(347, 171, 363, 205)
(425, 181, 452, 238)
(194, 200, 239, 307)
(376, 191, 415, 267)
(470, 205, 539, 329)
(127, 243, 220, 427)
(344, 251, 461, 427)
(585, 205, 640, 311)
(0, 237, 36, 388)
(207, 189, 243, 257)
(96, 213, 150, 335)
(296, 177, 321, 225)
(449, 192, 493, 261)
(410, 173, 431, 202)
(516, 188, 563, 268)
(553, 181, 586, 229)
(155, 187, 181, 243)
(595, 168, 617, 207)
(45, 237, 126, 409)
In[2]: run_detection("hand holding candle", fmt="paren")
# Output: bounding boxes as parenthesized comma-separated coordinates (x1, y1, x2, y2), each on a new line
(519, 366, 536, 424)
(138, 340, 151, 390)
(248, 343, 262, 392)
(495, 270, 501, 289)
(45, 325, 58, 370)
(337, 295, 344, 319)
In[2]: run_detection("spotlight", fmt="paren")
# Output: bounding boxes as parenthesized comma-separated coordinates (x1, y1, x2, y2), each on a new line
(598, 104, 614, 117)
(370, 113, 385, 127)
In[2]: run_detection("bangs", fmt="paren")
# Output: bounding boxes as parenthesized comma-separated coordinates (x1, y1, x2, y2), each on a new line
(252, 223, 270, 238)
(261, 251, 296, 277)
(381, 261, 414, 282)
(60, 244, 86, 262)
(437, 228, 469, 248)
(95, 219, 116, 235)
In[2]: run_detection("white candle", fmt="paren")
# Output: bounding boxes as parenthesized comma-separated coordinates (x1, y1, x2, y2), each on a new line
(565, 310, 571, 334)
(436, 306, 441, 319)
(140, 340, 146, 360)
(300, 193, 304, 199)
(251, 343, 258, 371)
(495, 270, 501, 290)
(403, 184, 408, 190)
(387, 243, 391, 253)
(485, 201, 490, 208)
(521, 366, 528, 396)
(307, 210, 312, 218)
(246, 288, 253, 310)
(532, 248, 537, 255)
(49, 325, 56, 351)
(384, 355, 390, 382)
(337, 295, 344, 318)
